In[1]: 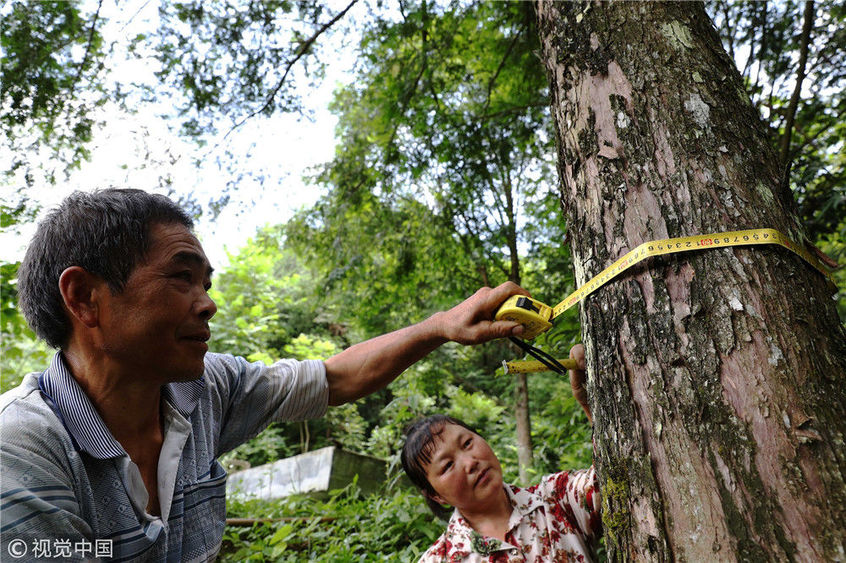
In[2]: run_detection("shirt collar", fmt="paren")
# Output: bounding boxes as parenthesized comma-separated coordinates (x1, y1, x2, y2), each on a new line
(506, 481, 545, 520)
(443, 483, 546, 556)
(38, 352, 205, 459)
(161, 378, 206, 418)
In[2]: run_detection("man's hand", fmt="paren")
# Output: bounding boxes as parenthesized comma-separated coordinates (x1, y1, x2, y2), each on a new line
(432, 281, 529, 344)
(569, 343, 592, 423)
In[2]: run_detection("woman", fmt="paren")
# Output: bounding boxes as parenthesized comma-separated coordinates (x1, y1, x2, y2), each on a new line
(400, 344, 601, 562)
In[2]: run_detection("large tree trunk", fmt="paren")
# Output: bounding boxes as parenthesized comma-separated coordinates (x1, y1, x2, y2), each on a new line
(536, 1, 846, 561)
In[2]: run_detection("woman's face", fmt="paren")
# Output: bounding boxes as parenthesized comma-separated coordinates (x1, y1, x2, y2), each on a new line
(423, 423, 505, 512)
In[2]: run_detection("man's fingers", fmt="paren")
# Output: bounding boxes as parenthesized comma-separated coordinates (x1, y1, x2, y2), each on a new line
(453, 320, 522, 345)
(493, 320, 523, 339)
(489, 281, 530, 305)
(475, 282, 530, 316)
(442, 283, 531, 344)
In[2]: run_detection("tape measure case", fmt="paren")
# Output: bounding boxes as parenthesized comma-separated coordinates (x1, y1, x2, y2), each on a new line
(495, 295, 553, 339)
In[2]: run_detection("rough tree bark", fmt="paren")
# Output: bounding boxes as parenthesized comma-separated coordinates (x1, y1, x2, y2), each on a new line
(535, 2, 846, 561)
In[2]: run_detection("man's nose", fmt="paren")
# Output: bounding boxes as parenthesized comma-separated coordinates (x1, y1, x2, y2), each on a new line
(197, 291, 218, 321)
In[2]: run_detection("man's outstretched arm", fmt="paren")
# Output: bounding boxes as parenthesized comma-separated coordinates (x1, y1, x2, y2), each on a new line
(323, 282, 528, 405)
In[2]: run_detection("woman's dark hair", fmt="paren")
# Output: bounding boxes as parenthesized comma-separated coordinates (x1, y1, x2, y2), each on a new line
(400, 414, 478, 520)
(17, 188, 193, 349)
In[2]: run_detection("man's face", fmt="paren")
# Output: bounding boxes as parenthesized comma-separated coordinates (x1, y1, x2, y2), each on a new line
(422, 423, 505, 512)
(96, 222, 217, 383)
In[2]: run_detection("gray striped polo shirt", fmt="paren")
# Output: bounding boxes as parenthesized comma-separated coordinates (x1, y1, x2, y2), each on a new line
(0, 352, 328, 561)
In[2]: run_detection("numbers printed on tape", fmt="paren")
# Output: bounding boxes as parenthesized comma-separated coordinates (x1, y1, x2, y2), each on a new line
(551, 228, 833, 319)
(498, 228, 836, 374)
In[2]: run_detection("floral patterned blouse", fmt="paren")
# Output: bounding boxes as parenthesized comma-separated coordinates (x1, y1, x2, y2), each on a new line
(417, 466, 601, 563)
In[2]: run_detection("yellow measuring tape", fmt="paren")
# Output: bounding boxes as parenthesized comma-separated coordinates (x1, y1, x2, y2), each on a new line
(502, 358, 578, 374)
(498, 228, 836, 374)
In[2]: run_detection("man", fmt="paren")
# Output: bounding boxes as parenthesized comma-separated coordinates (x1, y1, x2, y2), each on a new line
(0, 189, 528, 562)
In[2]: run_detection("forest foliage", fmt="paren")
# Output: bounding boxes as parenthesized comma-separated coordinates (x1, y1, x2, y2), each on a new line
(1, 1, 843, 559)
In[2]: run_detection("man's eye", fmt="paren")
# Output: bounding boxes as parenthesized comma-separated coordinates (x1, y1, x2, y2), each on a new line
(463, 438, 472, 448)
(173, 271, 193, 282)
(441, 461, 453, 474)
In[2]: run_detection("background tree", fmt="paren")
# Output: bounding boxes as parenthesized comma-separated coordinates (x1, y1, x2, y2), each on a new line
(207, 226, 368, 465)
(0, 261, 51, 391)
(285, 0, 571, 484)
(709, 0, 845, 262)
(536, 1, 846, 560)
(1, 1, 107, 178)
(1, 0, 110, 228)
(151, 0, 359, 139)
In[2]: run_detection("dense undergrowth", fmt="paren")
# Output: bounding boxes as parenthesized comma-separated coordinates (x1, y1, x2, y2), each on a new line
(220, 480, 443, 562)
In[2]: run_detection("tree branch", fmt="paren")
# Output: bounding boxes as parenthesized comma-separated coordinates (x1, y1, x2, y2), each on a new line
(119, 0, 154, 33)
(788, 104, 846, 163)
(224, 0, 359, 139)
(482, 30, 521, 114)
(779, 0, 815, 168)
(72, 0, 104, 89)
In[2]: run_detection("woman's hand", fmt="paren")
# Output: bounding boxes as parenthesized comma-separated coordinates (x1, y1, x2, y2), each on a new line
(569, 343, 591, 423)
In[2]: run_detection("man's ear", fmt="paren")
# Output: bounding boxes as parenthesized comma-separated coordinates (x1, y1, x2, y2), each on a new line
(58, 266, 102, 329)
